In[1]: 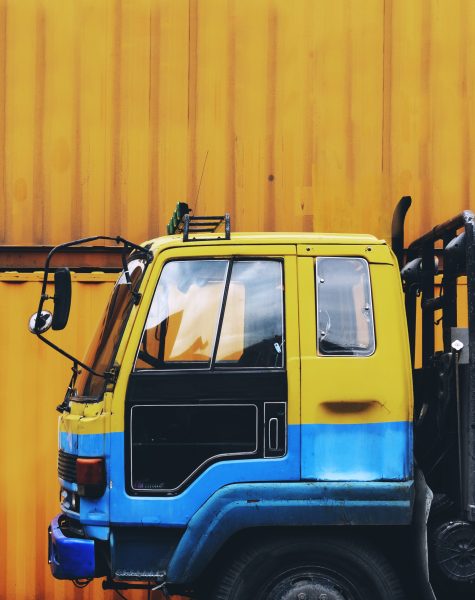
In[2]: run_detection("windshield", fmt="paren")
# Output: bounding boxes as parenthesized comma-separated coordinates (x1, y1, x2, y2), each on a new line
(75, 255, 149, 399)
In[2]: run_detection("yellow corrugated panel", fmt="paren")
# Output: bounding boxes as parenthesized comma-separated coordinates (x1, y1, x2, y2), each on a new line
(1, 0, 474, 246)
(2, 0, 475, 597)
(0, 275, 181, 600)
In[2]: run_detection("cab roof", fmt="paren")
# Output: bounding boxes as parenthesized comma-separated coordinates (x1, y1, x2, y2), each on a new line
(147, 231, 384, 252)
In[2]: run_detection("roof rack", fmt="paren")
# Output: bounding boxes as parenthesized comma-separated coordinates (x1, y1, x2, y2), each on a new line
(166, 202, 231, 242)
(183, 213, 230, 242)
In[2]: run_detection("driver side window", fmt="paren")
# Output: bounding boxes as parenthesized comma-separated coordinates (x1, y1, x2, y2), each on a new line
(135, 258, 284, 370)
(136, 260, 227, 369)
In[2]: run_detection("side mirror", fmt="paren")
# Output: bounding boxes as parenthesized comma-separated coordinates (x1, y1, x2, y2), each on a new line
(28, 310, 53, 334)
(52, 268, 72, 330)
(400, 257, 423, 286)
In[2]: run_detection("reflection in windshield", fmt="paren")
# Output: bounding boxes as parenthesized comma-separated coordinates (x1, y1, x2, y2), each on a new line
(137, 260, 228, 367)
(75, 257, 148, 398)
(136, 259, 284, 370)
(216, 261, 284, 367)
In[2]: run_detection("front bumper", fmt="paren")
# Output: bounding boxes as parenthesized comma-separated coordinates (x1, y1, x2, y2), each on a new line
(48, 514, 96, 580)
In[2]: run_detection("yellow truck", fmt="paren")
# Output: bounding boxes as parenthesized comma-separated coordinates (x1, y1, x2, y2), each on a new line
(30, 198, 475, 599)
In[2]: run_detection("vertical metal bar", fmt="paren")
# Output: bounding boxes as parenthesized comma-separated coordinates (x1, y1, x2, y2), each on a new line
(405, 288, 417, 367)
(210, 260, 234, 368)
(421, 243, 435, 367)
(442, 230, 457, 352)
(391, 195, 412, 270)
(453, 346, 465, 512)
(463, 215, 475, 520)
(183, 214, 190, 242)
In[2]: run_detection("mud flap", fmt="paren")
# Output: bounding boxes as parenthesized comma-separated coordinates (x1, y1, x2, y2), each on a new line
(413, 469, 437, 600)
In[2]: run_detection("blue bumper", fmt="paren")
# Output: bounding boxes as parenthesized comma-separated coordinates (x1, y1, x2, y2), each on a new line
(48, 514, 96, 580)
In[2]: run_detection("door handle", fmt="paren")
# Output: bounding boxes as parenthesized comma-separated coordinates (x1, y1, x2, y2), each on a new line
(268, 417, 279, 451)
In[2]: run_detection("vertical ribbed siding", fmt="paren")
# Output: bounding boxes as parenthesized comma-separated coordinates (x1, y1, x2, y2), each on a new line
(0, 0, 474, 246)
(1, 1, 475, 599)
(0, 274, 170, 600)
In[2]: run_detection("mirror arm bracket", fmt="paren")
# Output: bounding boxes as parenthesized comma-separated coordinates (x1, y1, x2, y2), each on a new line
(35, 332, 106, 379)
(34, 234, 153, 332)
(56, 362, 81, 413)
(30, 233, 151, 380)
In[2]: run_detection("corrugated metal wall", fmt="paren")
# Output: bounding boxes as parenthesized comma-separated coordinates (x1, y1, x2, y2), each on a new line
(1, 0, 474, 247)
(0, 274, 178, 600)
(1, 275, 105, 599)
(2, 1, 475, 599)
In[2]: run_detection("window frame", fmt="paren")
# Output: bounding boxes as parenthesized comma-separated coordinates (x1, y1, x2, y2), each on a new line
(315, 256, 376, 357)
(133, 256, 286, 372)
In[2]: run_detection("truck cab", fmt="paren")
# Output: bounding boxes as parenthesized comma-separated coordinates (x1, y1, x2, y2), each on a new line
(37, 202, 475, 599)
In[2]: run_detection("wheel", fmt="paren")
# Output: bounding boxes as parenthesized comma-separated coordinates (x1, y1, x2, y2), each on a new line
(211, 534, 406, 600)
(429, 519, 475, 600)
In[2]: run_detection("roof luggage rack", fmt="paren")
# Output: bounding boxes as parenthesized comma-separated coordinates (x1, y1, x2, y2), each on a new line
(166, 202, 231, 242)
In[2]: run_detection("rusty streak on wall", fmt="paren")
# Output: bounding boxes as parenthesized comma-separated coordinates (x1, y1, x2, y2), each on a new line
(0, 0, 474, 249)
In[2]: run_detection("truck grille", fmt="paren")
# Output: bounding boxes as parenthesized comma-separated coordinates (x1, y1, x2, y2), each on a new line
(58, 450, 77, 483)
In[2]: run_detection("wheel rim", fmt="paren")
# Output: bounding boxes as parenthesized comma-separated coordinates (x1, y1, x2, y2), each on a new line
(259, 565, 363, 600)
(433, 521, 475, 582)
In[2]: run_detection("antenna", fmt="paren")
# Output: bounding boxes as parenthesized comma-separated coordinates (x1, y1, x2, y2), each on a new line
(193, 150, 209, 213)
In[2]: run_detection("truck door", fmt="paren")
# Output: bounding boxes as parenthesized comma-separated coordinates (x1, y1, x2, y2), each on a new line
(111, 245, 300, 523)
(297, 245, 413, 482)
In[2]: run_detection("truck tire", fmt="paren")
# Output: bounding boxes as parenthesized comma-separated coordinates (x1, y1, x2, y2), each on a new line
(211, 533, 407, 600)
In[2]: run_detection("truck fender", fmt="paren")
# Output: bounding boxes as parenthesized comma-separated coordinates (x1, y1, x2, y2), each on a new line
(166, 480, 414, 584)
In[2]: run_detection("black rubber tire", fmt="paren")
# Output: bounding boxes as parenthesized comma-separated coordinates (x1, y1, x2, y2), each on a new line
(211, 533, 407, 600)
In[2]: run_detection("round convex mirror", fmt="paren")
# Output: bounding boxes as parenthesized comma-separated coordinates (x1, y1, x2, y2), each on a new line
(28, 310, 53, 334)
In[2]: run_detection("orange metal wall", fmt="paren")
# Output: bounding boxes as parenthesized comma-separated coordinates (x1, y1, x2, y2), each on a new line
(1, 0, 475, 247)
(2, 1, 475, 599)
(0, 274, 173, 600)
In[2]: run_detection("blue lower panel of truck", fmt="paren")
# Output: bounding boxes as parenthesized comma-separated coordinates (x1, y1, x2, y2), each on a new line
(301, 421, 413, 480)
(49, 480, 414, 582)
(108, 480, 414, 582)
(60, 421, 412, 528)
(55, 420, 413, 582)
(166, 480, 414, 583)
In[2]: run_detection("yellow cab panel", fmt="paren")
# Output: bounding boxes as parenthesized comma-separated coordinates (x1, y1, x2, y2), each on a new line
(297, 242, 413, 480)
